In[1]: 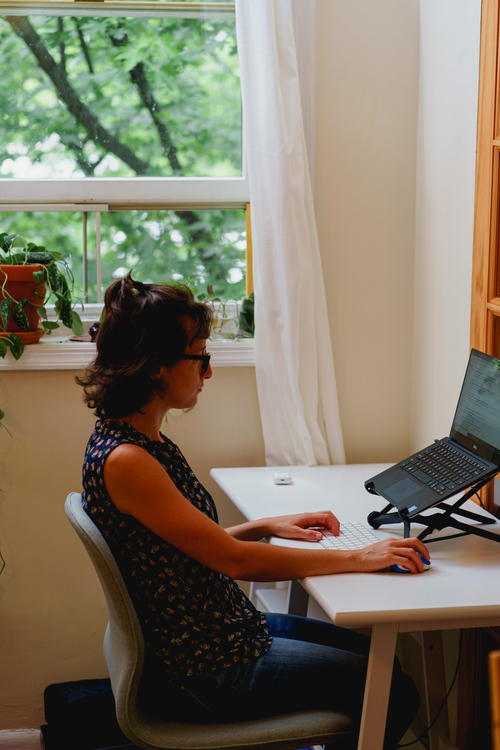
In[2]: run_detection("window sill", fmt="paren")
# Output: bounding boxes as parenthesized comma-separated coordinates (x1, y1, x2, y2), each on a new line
(0, 337, 255, 371)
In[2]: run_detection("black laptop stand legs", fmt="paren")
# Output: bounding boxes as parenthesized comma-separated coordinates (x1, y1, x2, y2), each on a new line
(367, 479, 500, 544)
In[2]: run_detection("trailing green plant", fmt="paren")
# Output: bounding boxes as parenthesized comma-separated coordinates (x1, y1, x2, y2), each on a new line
(238, 292, 254, 338)
(194, 284, 255, 340)
(0, 232, 83, 361)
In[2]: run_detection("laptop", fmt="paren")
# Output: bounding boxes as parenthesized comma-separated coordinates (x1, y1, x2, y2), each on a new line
(364, 349, 500, 518)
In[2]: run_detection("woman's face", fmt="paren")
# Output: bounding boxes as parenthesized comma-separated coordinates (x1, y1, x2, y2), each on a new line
(161, 318, 212, 410)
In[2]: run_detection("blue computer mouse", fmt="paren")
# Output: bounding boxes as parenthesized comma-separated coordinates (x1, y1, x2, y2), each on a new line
(389, 554, 431, 574)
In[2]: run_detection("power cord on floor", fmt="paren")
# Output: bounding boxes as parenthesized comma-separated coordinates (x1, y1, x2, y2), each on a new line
(396, 630, 462, 748)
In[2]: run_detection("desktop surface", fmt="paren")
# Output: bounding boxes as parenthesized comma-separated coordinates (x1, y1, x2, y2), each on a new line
(210, 463, 500, 750)
(211, 464, 500, 628)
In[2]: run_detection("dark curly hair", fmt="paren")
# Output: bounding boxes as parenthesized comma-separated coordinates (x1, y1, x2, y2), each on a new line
(76, 274, 212, 418)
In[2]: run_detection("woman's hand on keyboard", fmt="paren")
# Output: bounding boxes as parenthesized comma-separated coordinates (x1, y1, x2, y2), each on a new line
(356, 537, 430, 574)
(263, 511, 340, 542)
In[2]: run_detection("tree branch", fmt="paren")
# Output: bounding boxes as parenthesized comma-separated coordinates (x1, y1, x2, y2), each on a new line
(130, 61, 182, 174)
(6, 16, 150, 175)
(73, 18, 94, 74)
(108, 28, 183, 174)
(60, 137, 96, 175)
(57, 17, 66, 72)
(7, 14, 224, 277)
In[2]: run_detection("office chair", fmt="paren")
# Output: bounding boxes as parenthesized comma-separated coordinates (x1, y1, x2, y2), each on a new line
(65, 492, 354, 750)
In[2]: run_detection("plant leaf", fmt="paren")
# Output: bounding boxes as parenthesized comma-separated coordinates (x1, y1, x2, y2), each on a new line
(59, 300, 72, 328)
(0, 339, 7, 358)
(12, 299, 30, 332)
(32, 269, 45, 283)
(38, 306, 48, 320)
(46, 263, 61, 292)
(71, 310, 84, 336)
(0, 299, 12, 330)
(7, 334, 24, 360)
(41, 320, 59, 330)
(10, 235, 26, 248)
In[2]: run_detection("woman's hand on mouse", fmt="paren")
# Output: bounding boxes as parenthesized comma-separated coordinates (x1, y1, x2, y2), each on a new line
(354, 537, 431, 573)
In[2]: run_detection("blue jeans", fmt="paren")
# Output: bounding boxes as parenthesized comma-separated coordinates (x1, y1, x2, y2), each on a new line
(159, 613, 419, 750)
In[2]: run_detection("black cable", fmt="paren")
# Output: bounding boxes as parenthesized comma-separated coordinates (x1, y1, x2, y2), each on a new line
(396, 630, 462, 748)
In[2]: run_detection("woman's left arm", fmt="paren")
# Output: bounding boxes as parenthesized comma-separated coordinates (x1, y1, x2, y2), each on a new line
(225, 511, 340, 542)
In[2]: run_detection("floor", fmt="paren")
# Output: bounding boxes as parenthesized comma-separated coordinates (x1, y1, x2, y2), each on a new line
(0, 727, 444, 750)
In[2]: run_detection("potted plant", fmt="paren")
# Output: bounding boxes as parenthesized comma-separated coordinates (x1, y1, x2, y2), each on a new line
(0, 232, 83, 361)
(238, 292, 254, 338)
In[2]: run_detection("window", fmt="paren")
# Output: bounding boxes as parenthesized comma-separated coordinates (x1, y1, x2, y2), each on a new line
(0, 1, 250, 311)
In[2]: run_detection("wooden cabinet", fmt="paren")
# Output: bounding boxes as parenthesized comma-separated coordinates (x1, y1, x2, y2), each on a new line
(471, 0, 500, 511)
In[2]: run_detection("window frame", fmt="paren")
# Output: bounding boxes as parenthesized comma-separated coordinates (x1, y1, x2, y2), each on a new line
(0, 0, 252, 369)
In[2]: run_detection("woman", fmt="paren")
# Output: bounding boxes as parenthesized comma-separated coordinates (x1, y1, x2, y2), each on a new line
(78, 275, 426, 749)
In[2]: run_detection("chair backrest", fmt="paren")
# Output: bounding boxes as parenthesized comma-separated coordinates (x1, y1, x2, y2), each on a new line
(64, 492, 144, 740)
(65, 492, 353, 750)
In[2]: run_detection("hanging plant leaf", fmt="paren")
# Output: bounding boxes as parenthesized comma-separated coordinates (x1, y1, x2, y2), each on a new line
(12, 299, 30, 332)
(7, 334, 24, 360)
(0, 299, 13, 330)
(32, 269, 45, 283)
(0, 339, 7, 358)
(11, 235, 26, 248)
(71, 310, 84, 336)
(38, 306, 48, 320)
(59, 275, 69, 296)
(54, 295, 73, 328)
(238, 292, 255, 337)
(26, 252, 53, 265)
(46, 263, 61, 292)
(41, 321, 59, 331)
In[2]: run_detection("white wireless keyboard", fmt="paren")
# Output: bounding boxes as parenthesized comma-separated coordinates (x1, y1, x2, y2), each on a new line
(318, 521, 380, 550)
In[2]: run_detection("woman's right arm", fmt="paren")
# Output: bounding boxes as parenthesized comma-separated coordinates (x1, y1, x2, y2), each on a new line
(104, 444, 430, 579)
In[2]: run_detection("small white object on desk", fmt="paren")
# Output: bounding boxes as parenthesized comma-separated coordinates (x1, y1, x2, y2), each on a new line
(273, 471, 293, 485)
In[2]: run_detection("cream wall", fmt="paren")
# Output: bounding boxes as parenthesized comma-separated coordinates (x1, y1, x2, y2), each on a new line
(0, 368, 264, 728)
(411, 0, 481, 448)
(314, 0, 420, 463)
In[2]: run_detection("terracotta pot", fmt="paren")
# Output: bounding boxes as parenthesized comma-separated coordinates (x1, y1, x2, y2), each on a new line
(0, 264, 46, 344)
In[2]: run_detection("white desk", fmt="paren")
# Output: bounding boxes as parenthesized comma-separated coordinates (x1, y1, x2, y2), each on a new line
(210, 464, 500, 750)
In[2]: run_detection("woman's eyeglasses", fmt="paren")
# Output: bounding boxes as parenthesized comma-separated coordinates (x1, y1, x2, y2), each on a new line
(178, 353, 211, 374)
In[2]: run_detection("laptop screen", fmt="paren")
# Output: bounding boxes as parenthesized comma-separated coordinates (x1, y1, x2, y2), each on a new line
(450, 349, 500, 461)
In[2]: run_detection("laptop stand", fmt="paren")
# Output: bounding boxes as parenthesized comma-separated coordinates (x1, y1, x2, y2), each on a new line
(366, 476, 500, 543)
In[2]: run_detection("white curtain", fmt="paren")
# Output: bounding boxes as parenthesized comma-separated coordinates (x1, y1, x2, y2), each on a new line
(236, 0, 345, 466)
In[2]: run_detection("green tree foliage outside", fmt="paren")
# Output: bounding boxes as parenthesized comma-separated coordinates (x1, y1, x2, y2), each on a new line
(0, 8, 246, 301)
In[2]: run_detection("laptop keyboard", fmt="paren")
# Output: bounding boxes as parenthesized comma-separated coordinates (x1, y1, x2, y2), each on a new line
(318, 521, 381, 550)
(400, 441, 487, 495)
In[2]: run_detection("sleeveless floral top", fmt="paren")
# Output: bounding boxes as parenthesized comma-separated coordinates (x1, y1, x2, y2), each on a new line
(82, 419, 272, 683)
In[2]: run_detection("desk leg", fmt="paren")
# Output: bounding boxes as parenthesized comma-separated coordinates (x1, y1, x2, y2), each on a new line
(357, 623, 398, 750)
(288, 580, 309, 616)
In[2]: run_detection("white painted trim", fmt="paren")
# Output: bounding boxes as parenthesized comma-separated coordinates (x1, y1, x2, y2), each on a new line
(0, 204, 108, 212)
(0, 178, 249, 205)
(0, 337, 255, 371)
(0, 2, 234, 20)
